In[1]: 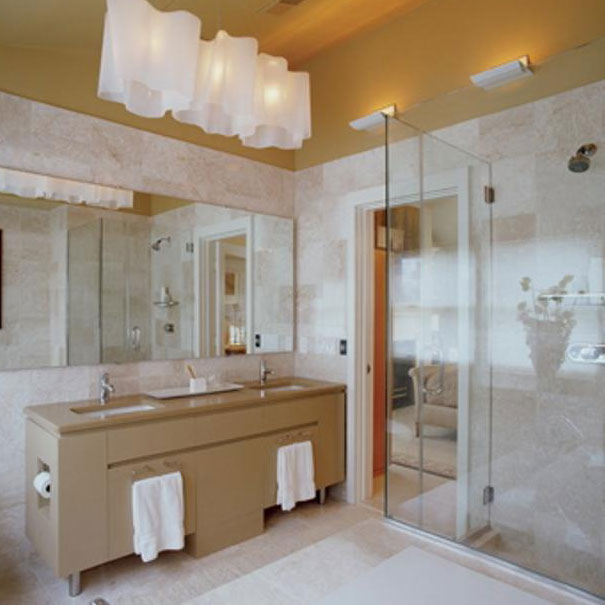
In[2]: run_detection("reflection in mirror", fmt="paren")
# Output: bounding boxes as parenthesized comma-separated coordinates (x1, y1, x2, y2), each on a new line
(0, 173, 293, 371)
(206, 234, 249, 357)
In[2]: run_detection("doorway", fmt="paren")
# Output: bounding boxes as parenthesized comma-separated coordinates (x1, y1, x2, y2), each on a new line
(194, 217, 254, 357)
(367, 199, 461, 540)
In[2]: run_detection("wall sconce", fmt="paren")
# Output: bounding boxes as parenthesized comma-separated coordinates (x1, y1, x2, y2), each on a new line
(470, 56, 533, 90)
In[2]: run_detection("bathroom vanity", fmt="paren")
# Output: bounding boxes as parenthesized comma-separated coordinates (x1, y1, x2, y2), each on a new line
(25, 378, 345, 596)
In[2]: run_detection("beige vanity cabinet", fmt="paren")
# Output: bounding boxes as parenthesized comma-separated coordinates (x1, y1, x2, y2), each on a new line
(25, 382, 346, 591)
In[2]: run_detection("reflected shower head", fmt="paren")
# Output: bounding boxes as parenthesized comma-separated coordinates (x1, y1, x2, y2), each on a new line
(151, 236, 171, 251)
(568, 143, 597, 173)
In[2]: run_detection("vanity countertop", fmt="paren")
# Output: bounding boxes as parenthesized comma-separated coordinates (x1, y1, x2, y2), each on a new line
(24, 377, 345, 436)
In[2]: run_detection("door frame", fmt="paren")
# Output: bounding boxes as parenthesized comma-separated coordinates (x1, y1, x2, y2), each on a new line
(347, 167, 472, 538)
(194, 217, 254, 357)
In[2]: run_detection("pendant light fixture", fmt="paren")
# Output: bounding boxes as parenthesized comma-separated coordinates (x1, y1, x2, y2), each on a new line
(97, 0, 311, 149)
(173, 31, 259, 138)
(98, 0, 201, 118)
(241, 53, 311, 149)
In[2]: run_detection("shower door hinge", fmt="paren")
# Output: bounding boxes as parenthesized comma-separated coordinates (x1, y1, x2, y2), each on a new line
(483, 485, 495, 505)
(185, 242, 194, 253)
(484, 186, 495, 204)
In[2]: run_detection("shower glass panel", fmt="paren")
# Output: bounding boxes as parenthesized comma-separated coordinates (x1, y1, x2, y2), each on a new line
(67, 219, 101, 365)
(101, 216, 152, 363)
(385, 116, 493, 543)
(385, 114, 604, 598)
(482, 139, 604, 595)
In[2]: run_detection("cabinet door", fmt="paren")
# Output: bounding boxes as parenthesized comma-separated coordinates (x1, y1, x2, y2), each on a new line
(263, 425, 320, 508)
(107, 452, 196, 561)
(316, 393, 346, 488)
(188, 436, 265, 558)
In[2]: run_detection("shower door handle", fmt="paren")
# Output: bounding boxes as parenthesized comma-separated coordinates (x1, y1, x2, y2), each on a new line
(129, 326, 141, 351)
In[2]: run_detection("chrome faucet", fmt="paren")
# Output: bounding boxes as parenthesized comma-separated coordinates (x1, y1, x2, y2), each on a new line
(99, 372, 115, 405)
(259, 359, 274, 386)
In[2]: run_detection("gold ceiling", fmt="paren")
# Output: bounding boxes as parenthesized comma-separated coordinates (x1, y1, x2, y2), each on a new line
(0, 0, 429, 66)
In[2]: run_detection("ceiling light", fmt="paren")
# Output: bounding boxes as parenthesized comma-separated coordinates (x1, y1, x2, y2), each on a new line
(173, 31, 258, 138)
(98, 0, 201, 118)
(349, 104, 396, 131)
(470, 56, 533, 90)
(97, 0, 311, 149)
(241, 54, 311, 149)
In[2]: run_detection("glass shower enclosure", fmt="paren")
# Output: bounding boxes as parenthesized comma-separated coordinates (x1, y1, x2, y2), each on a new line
(384, 115, 604, 598)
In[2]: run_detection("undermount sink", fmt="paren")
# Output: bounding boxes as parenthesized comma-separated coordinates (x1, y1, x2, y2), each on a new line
(249, 381, 308, 392)
(71, 402, 159, 418)
(262, 384, 306, 392)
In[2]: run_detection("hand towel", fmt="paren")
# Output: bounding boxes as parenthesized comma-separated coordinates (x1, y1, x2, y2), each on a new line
(132, 471, 184, 562)
(276, 440, 316, 512)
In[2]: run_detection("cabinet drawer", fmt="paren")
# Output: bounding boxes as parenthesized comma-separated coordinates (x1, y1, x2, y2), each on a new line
(107, 452, 196, 561)
(107, 407, 265, 463)
(263, 425, 319, 508)
(107, 417, 201, 463)
(263, 397, 320, 432)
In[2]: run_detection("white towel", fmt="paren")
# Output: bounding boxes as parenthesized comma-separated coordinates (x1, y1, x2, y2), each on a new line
(132, 471, 185, 562)
(276, 440, 316, 512)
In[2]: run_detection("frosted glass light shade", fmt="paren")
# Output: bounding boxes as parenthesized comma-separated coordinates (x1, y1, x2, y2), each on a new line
(173, 30, 258, 137)
(241, 54, 311, 150)
(98, 0, 201, 118)
(0, 167, 133, 209)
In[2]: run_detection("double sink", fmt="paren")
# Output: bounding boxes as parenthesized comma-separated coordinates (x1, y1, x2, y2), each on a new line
(71, 379, 309, 419)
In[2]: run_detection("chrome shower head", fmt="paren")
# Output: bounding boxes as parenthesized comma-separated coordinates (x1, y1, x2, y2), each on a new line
(151, 236, 171, 251)
(568, 143, 597, 173)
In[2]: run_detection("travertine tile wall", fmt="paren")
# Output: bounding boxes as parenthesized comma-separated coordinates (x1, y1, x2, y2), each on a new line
(0, 92, 295, 525)
(0, 203, 59, 369)
(293, 79, 605, 595)
(0, 92, 294, 219)
(253, 213, 294, 353)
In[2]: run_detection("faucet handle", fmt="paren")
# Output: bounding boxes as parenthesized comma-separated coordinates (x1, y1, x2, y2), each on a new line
(101, 372, 115, 391)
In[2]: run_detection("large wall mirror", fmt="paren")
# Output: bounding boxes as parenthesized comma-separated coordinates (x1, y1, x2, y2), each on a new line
(0, 168, 293, 371)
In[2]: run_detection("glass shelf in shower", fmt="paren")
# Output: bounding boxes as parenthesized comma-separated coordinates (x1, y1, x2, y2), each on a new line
(537, 292, 605, 305)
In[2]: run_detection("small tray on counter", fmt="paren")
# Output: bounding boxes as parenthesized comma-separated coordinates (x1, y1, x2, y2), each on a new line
(144, 383, 244, 400)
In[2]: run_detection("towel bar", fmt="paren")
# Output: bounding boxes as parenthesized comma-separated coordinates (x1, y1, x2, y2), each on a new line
(277, 430, 313, 444)
(131, 461, 182, 481)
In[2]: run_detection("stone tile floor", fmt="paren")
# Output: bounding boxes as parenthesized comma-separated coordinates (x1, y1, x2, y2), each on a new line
(1, 499, 597, 604)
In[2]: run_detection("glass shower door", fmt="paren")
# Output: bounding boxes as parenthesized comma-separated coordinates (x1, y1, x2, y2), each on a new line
(481, 139, 605, 596)
(385, 117, 493, 543)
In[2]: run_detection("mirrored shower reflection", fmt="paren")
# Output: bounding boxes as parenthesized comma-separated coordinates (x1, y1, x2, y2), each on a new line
(385, 107, 604, 597)
(0, 189, 294, 370)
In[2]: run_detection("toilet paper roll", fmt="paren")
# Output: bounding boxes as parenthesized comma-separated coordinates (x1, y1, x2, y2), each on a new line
(33, 471, 51, 499)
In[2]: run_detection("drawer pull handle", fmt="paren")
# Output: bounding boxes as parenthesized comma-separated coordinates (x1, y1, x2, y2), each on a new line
(278, 430, 312, 444)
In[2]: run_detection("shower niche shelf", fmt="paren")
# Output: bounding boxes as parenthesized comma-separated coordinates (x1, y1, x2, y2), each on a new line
(537, 292, 605, 305)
